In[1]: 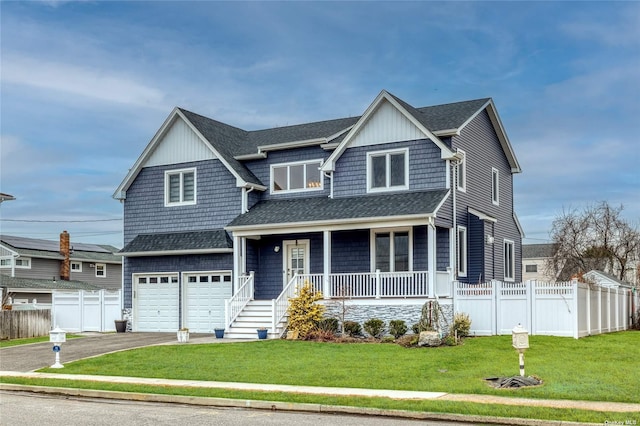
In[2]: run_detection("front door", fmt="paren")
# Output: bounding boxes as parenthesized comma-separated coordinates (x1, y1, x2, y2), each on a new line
(283, 239, 310, 286)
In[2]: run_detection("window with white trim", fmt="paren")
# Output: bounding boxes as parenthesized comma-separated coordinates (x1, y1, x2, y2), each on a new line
(372, 229, 411, 272)
(504, 240, 515, 281)
(71, 262, 82, 272)
(457, 150, 466, 192)
(165, 168, 196, 206)
(367, 149, 409, 192)
(457, 226, 467, 277)
(95, 263, 106, 277)
(492, 167, 499, 205)
(0, 257, 31, 268)
(271, 160, 322, 193)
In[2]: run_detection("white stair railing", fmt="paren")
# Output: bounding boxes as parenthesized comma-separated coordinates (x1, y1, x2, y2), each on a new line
(225, 272, 254, 329)
(272, 273, 305, 333)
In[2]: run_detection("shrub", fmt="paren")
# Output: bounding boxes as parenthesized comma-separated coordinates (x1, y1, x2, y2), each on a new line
(286, 282, 325, 339)
(396, 334, 419, 348)
(452, 312, 471, 338)
(381, 336, 395, 344)
(388, 319, 408, 339)
(363, 318, 385, 338)
(305, 329, 336, 342)
(442, 334, 457, 346)
(343, 320, 362, 337)
(317, 317, 339, 333)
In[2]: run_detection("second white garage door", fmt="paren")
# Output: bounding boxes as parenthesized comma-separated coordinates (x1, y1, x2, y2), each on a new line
(183, 271, 232, 333)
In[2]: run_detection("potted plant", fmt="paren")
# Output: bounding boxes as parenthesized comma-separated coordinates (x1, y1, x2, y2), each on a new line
(257, 328, 268, 339)
(214, 328, 225, 339)
(114, 319, 127, 333)
(177, 327, 189, 343)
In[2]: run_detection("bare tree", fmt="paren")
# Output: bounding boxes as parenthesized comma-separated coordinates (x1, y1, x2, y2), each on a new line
(548, 202, 640, 282)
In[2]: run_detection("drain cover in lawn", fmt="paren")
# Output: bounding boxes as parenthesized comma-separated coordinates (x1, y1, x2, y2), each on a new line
(485, 376, 542, 388)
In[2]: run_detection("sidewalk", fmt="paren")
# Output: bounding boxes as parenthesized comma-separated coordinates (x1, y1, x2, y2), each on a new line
(2, 370, 639, 414)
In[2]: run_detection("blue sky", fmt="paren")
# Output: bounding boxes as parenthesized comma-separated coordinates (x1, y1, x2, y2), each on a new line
(1, 1, 639, 249)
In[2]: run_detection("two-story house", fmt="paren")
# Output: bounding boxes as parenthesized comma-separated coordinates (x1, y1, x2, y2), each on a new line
(0, 231, 122, 305)
(114, 90, 522, 337)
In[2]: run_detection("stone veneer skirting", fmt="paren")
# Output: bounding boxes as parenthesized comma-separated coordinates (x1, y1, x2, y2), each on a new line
(322, 299, 453, 336)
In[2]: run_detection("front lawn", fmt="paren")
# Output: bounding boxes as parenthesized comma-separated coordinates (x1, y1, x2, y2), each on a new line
(37, 331, 638, 403)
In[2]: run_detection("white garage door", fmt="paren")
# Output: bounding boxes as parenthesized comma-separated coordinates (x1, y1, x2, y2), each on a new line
(134, 273, 179, 332)
(184, 271, 232, 333)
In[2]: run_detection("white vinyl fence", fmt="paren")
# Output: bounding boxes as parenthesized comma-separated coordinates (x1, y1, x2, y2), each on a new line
(454, 280, 637, 339)
(52, 289, 122, 333)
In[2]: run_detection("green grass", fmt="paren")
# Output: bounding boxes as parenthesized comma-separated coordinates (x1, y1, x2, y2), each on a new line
(35, 331, 639, 403)
(0, 334, 82, 348)
(1, 376, 637, 424)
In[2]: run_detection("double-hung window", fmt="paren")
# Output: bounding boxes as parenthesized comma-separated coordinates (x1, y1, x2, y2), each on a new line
(95, 263, 106, 278)
(457, 226, 467, 277)
(0, 258, 31, 268)
(492, 167, 499, 205)
(367, 149, 409, 192)
(372, 229, 411, 272)
(504, 240, 515, 281)
(165, 168, 196, 206)
(271, 160, 322, 193)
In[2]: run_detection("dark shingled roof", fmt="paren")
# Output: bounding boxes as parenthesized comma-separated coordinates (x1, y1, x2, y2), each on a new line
(177, 94, 491, 187)
(120, 229, 233, 254)
(0, 275, 101, 291)
(522, 243, 556, 259)
(0, 235, 121, 263)
(227, 190, 449, 228)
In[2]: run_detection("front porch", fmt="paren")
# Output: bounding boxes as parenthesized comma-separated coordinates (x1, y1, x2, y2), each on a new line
(224, 270, 454, 339)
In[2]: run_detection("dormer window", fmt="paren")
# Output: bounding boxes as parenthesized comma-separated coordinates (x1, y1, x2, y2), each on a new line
(165, 168, 196, 206)
(367, 148, 409, 192)
(271, 160, 323, 194)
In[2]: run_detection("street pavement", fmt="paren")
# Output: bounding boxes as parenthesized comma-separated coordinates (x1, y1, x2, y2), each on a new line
(1, 332, 639, 425)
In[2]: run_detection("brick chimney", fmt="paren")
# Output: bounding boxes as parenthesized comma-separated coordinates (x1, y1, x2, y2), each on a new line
(60, 230, 70, 280)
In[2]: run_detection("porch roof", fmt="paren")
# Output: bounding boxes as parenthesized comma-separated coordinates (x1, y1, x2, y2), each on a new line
(120, 229, 233, 257)
(227, 189, 449, 230)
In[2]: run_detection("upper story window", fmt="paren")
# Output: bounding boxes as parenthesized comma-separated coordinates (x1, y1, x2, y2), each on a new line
(492, 167, 499, 205)
(456, 150, 466, 192)
(367, 148, 409, 192)
(71, 262, 82, 272)
(271, 160, 322, 194)
(165, 168, 196, 206)
(504, 240, 515, 281)
(95, 263, 106, 277)
(0, 257, 31, 268)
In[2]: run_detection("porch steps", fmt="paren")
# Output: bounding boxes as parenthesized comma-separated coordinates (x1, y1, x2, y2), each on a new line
(225, 300, 283, 339)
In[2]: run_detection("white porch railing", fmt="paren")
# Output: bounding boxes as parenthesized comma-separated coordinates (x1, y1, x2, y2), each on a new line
(295, 271, 447, 299)
(225, 272, 254, 329)
(272, 273, 307, 333)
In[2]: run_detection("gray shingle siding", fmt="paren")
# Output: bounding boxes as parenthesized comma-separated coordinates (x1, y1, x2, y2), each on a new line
(452, 110, 521, 282)
(333, 139, 446, 198)
(437, 227, 450, 271)
(331, 230, 370, 274)
(123, 159, 241, 246)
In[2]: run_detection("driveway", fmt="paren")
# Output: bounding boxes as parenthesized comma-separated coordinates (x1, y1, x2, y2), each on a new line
(0, 333, 188, 372)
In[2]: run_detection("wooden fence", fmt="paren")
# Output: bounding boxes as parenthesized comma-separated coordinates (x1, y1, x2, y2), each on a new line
(454, 280, 636, 338)
(0, 309, 52, 340)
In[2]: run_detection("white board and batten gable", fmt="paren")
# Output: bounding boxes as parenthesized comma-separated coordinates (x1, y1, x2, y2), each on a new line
(350, 100, 426, 148)
(322, 90, 455, 172)
(113, 108, 223, 200)
(144, 116, 217, 167)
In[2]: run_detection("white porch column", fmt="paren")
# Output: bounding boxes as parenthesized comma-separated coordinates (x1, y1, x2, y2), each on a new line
(427, 222, 436, 298)
(233, 235, 242, 293)
(323, 230, 331, 299)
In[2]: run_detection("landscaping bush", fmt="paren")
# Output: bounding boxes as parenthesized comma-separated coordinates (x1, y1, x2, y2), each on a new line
(343, 320, 362, 337)
(363, 318, 385, 338)
(389, 319, 408, 339)
(287, 282, 325, 339)
(452, 312, 471, 337)
(305, 329, 336, 341)
(317, 317, 339, 334)
(395, 334, 419, 347)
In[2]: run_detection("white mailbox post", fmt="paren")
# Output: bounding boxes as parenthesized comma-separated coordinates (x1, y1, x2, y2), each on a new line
(512, 323, 529, 377)
(49, 327, 66, 369)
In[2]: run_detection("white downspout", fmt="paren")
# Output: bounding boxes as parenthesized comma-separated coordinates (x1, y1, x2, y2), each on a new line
(242, 186, 255, 214)
(452, 157, 458, 282)
(323, 171, 334, 199)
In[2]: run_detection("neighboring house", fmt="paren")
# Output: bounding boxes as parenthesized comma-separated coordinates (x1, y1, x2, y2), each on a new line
(522, 243, 558, 282)
(114, 90, 523, 337)
(0, 232, 122, 304)
(584, 270, 634, 288)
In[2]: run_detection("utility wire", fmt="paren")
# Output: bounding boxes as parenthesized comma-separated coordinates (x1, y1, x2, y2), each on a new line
(1, 218, 122, 223)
